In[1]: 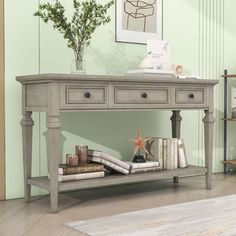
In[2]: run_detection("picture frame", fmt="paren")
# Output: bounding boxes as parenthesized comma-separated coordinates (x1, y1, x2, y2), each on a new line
(116, 0, 163, 44)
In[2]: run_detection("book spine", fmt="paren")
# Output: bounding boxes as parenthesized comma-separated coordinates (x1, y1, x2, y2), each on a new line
(178, 139, 188, 168)
(172, 138, 178, 169)
(131, 167, 161, 174)
(58, 171, 105, 182)
(158, 138, 163, 170)
(163, 139, 167, 170)
(90, 157, 129, 175)
(58, 165, 104, 175)
(166, 139, 172, 170)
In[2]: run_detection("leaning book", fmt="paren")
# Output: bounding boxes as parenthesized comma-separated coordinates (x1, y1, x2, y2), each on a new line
(90, 156, 129, 175)
(57, 171, 105, 182)
(88, 149, 130, 170)
(58, 163, 104, 175)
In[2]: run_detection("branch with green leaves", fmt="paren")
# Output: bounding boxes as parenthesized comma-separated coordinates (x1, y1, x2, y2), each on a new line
(34, 0, 114, 59)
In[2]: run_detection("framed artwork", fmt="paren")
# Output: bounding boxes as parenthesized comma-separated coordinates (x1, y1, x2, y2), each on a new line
(116, 0, 163, 44)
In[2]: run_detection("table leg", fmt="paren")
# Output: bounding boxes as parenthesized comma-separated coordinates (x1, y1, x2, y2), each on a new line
(171, 110, 182, 183)
(47, 115, 61, 213)
(20, 111, 34, 203)
(171, 110, 182, 138)
(203, 110, 215, 189)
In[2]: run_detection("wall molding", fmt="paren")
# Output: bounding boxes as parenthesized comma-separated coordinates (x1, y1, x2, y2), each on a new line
(198, 0, 224, 172)
(0, 0, 5, 200)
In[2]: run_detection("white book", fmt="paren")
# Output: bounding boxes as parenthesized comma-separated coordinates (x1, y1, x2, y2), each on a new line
(158, 138, 164, 170)
(57, 171, 105, 182)
(166, 139, 172, 170)
(178, 139, 188, 168)
(147, 39, 171, 71)
(88, 149, 130, 170)
(165, 138, 179, 170)
(163, 139, 167, 170)
(127, 161, 159, 170)
(90, 156, 129, 175)
(172, 138, 178, 169)
(131, 166, 161, 174)
(126, 68, 174, 76)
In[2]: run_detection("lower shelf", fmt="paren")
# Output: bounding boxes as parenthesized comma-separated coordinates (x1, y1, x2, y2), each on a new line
(27, 165, 208, 192)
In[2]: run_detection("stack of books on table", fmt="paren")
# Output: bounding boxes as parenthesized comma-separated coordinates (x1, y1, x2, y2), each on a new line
(126, 69, 174, 79)
(88, 149, 131, 175)
(127, 161, 160, 174)
(57, 163, 105, 182)
(146, 138, 188, 170)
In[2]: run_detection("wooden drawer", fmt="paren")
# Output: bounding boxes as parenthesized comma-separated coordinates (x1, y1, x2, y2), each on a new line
(60, 83, 108, 109)
(175, 88, 206, 105)
(114, 86, 169, 105)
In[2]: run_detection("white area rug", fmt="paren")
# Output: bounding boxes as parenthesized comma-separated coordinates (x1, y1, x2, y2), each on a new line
(65, 194, 236, 236)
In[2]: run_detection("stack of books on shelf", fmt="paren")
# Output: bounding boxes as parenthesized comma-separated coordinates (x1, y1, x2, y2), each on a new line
(57, 163, 105, 182)
(127, 161, 160, 174)
(88, 149, 131, 175)
(146, 138, 188, 170)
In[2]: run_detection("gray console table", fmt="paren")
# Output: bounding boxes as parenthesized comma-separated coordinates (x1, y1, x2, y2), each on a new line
(16, 74, 218, 212)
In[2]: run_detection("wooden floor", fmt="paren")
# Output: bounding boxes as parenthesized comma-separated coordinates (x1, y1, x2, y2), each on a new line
(1, 173, 236, 236)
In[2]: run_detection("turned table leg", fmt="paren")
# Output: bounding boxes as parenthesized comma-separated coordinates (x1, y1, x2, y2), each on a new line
(171, 110, 182, 184)
(203, 110, 215, 189)
(20, 111, 34, 203)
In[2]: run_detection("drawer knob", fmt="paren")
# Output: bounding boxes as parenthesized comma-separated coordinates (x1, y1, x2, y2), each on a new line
(84, 92, 91, 98)
(189, 93, 194, 99)
(142, 93, 148, 98)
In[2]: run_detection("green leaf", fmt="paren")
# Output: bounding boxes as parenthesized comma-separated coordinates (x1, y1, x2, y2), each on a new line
(34, 0, 114, 52)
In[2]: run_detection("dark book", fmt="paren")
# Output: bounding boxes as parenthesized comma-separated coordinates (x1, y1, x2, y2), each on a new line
(58, 163, 104, 175)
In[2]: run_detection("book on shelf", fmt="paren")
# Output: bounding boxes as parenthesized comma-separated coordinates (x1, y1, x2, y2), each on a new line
(49, 171, 105, 182)
(146, 137, 188, 170)
(130, 166, 161, 174)
(166, 139, 172, 170)
(178, 139, 188, 168)
(90, 156, 130, 175)
(88, 149, 130, 170)
(58, 163, 104, 175)
(126, 161, 159, 170)
(163, 139, 168, 170)
(167, 138, 178, 170)
(146, 138, 164, 169)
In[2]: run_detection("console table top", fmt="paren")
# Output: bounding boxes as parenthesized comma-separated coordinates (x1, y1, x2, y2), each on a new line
(16, 73, 219, 85)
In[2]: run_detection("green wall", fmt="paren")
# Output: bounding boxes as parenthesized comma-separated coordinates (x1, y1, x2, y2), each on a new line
(4, 0, 236, 199)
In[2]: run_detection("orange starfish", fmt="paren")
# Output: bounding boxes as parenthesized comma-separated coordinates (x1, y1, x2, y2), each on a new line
(130, 128, 152, 156)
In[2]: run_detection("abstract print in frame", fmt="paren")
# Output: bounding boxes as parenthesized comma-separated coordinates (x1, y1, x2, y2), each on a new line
(116, 0, 163, 44)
